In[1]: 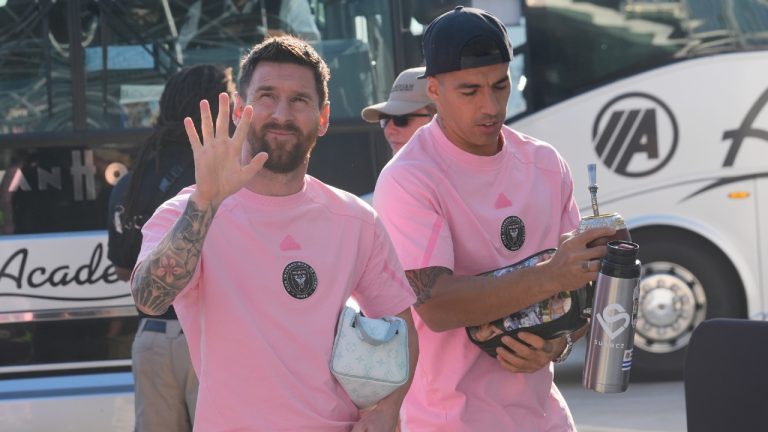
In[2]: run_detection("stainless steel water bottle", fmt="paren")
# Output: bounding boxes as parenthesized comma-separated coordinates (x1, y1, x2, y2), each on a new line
(582, 240, 641, 393)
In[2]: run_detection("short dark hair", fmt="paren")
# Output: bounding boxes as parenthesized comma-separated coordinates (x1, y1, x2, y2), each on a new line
(238, 36, 330, 107)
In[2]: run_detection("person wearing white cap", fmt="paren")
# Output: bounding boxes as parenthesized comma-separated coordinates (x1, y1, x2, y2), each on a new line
(361, 67, 436, 155)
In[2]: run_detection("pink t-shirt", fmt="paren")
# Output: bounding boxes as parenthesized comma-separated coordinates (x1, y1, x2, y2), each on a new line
(374, 121, 580, 432)
(137, 176, 416, 431)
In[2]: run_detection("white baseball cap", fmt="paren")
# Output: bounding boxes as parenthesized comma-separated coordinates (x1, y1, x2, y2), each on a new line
(361, 67, 432, 122)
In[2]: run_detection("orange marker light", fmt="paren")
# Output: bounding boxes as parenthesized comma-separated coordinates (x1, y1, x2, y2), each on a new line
(728, 191, 751, 199)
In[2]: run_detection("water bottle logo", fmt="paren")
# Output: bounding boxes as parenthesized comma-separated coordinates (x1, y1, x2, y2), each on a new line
(596, 303, 631, 340)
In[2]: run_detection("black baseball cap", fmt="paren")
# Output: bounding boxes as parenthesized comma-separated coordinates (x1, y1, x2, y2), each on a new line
(421, 6, 513, 78)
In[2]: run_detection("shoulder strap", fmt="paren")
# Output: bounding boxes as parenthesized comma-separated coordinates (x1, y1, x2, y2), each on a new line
(151, 156, 194, 207)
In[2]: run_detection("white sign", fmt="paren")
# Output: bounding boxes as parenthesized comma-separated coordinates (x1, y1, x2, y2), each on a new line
(0, 231, 132, 313)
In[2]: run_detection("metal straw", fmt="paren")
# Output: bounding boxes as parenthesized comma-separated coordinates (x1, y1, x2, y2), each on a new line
(588, 163, 599, 216)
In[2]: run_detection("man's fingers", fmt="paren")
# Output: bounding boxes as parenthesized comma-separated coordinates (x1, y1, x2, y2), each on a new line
(574, 227, 616, 247)
(215, 93, 231, 139)
(231, 105, 253, 146)
(583, 245, 608, 261)
(184, 117, 202, 152)
(497, 334, 560, 373)
(496, 347, 540, 373)
(499, 336, 534, 359)
(496, 347, 527, 369)
(242, 152, 269, 178)
(199, 99, 214, 145)
(580, 258, 602, 272)
(515, 332, 550, 352)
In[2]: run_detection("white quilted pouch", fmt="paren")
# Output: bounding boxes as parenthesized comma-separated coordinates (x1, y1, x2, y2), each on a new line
(330, 305, 409, 409)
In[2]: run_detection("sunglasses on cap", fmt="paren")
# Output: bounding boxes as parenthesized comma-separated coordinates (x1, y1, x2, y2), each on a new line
(379, 114, 432, 128)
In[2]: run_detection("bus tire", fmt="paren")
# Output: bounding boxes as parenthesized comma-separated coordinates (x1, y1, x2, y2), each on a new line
(628, 227, 746, 382)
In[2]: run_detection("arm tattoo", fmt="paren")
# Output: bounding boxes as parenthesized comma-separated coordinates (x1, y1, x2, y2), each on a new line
(405, 267, 452, 307)
(132, 199, 216, 314)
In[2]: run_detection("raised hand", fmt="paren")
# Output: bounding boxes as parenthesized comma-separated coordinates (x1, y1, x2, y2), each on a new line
(495, 332, 564, 373)
(184, 92, 268, 208)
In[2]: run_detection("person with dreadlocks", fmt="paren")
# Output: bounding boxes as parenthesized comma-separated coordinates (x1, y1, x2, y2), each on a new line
(107, 64, 235, 432)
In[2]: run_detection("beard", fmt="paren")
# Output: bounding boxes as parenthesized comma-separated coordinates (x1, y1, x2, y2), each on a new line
(247, 120, 318, 174)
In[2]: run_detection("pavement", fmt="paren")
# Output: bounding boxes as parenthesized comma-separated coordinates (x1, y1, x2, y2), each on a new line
(554, 340, 687, 432)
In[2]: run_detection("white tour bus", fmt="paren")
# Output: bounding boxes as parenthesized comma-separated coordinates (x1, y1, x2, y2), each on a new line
(502, 0, 768, 380)
(1, 0, 767, 428)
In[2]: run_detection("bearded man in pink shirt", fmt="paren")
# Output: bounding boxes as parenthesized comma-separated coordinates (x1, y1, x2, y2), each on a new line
(131, 36, 418, 431)
(374, 7, 614, 432)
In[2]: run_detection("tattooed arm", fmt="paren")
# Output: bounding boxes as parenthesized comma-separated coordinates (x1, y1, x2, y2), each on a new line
(131, 195, 216, 315)
(132, 93, 268, 315)
(403, 265, 550, 332)
(404, 226, 616, 332)
(405, 266, 454, 308)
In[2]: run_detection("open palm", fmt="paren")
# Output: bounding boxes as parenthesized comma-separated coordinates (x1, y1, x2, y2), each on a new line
(184, 92, 268, 207)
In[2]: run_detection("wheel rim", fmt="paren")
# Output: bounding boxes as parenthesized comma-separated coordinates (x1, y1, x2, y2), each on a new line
(634, 261, 707, 354)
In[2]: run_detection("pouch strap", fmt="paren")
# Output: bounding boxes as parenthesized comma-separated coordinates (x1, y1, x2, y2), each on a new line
(354, 313, 400, 345)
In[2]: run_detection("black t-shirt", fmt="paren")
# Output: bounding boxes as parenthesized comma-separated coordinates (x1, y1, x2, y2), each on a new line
(107, 145, 195, 320)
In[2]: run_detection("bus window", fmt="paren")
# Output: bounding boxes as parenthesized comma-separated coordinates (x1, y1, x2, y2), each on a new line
(0, 1, 76, 134)
(1, 0, 397, 133)
(399, 0, 462, 67)
(522, 0, 768, 114)
(78, 0, 396, 129)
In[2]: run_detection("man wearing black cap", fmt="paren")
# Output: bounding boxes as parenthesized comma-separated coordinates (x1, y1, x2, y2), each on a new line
(374, 6, 612, 431)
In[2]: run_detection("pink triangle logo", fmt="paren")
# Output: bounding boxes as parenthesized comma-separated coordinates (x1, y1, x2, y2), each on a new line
(495, 193, 512, 209)
(280, 235, 301, 251)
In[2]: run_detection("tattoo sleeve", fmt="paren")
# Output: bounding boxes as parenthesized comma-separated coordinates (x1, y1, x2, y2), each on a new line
(405, 267, 453, 307)
(132, 199, 216, 314)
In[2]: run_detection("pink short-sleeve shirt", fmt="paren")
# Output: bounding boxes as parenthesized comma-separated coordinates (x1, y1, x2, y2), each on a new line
(374, 121, 580, 432)
(137, 176, 416, 431)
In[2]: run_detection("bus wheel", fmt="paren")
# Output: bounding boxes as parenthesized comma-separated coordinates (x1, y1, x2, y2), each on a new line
(629, 228, 745, 381)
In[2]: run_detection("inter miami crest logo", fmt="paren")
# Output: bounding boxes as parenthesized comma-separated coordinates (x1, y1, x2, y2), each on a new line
(500, 216, 525, 251)
(282, 261, 318, 300)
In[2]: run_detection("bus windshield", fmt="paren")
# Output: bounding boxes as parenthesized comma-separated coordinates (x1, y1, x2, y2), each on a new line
(502, 0, 768, 118)
(0, 0, 394, 135)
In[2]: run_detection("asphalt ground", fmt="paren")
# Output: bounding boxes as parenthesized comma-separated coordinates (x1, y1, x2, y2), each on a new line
(554, 340, 687, 432)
